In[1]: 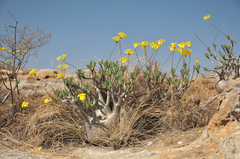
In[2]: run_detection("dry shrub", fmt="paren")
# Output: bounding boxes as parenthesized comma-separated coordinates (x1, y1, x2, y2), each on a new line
(0, 69, 218, 151)
(164, 77, 218, 131)
(0, 96, 86, 151)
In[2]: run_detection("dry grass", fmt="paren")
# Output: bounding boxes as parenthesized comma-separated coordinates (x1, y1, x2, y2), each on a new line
(0, 66, 219, 151)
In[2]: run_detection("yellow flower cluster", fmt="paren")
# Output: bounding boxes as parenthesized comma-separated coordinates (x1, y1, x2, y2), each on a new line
(56, 54, 68, 79)
(118, 32, 127, 39)
(44, 97, 53, 103)
(0, 47, 7, 51)
(203, 14, 211, 20)
(112, 32, 127, 43)
(120, 57, 129, 64)
(57, 64, 68, 70)
(169, 41, 191, 58)
(169, 43, 177, 52)
(29, 69, 38, 76)
(1, 47, 28, 54)
(133, 39, 165, 55)
(57, 54, 66, 61)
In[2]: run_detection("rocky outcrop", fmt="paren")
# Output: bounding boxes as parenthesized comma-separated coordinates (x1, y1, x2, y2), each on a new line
(36, 69, 62, 80)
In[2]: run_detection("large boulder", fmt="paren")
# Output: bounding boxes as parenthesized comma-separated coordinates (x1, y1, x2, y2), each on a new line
(36, 69, 62, 80)
(191, 80, 240, 158)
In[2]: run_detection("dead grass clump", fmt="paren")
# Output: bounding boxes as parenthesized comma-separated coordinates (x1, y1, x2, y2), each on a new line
(169, 77, 218, 130)
(0, 97, 86, 151)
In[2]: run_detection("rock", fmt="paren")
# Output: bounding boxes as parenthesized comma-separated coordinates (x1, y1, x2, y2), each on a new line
(36, 69, 62, 80)
(192, 80, 240, 158)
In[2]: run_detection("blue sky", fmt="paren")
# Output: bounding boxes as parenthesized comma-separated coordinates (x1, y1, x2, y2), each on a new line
(0, 0, 240, 75)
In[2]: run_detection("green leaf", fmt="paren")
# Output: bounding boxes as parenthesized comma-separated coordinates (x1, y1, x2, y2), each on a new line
(204, 53, 209, 57)
(173, 79, 180, 86)
(83, 83, 92, 91)
(99, 68, 105, 76)
(171, 68, 176, 77)
(226, 34, 230, 39)
(76, 69, 85, 78)
(106, 79, 113, 88)
(183, 77, 190, 84)
(93, 75, 99, 81)
(166, 77, 172, 85)
(132, 86, 136, 93)
(15, 79, 20, 84)
(220, 54, 225, 58)
(98, 59, 103, 66)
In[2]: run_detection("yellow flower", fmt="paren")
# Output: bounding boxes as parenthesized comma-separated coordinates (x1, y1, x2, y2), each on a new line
(57, 64, 62, 70)
(140, 41, 149, 52)
(150, 42, 157, 50)
(182, 49, 191, 57)
(57, 72, 63, 78)
(143, 53, 147, 56)
(29, 69, 38, 76)
(62, 64, 68, 70)
(156, 39, 165, 46)
(17, 54, 21, 57)
(44, 97, 53, 103)
(178, 42, 185, 49)
(78, 93, 86, 100)
(57, 54, 66, 61)
(62, 54, 66, 61)
(118, 32, 127, 39)
(171, 42, 177, 47)
(12, 52, 15, 55)
(177, 48, 183, 54)
(140, 41, 149, 47)
(23, 50, 28, 54)
(203, 14, 211, 20)
(185, 41, 191, 48)
(169, 46, 176, 52)
(112, 36, 120, 43)
(16, 49, 20, 53)
(37, 147, 42, 151)
(120, 57, 129, 64)
(195, 60, 199, 64)
(150, 42, 160, 50)
(44, 99, 49, 103)
(48, 97, 53, 103)
(133, 42, 139, 49)
(7, 50, 12, 53)
(6, 59, 9, 61)
(57, 56, 62, 61)
(124, 49, 134, 55)
(22, 102, 29, 108)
